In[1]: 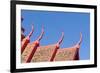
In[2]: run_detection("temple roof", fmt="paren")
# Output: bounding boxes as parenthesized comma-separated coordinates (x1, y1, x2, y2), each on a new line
(21, 20, 82, 63)
(54, 47, 79, 61)
(21, 31, 82, 63)
(31, 45, 56, 62)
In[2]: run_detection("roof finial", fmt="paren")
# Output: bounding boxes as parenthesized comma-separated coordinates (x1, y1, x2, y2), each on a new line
(77, 32, 82, 45)
(56, 32, 64, 46)
(50, 32, 64, 61)
(28, 25, 34, 38)
(74, 32, 82, 49)
(37, 25, 44, 41)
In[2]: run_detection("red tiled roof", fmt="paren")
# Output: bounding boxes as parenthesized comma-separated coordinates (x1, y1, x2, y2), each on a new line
(54, 47, 79, 61)
(21, 26, 82, 63)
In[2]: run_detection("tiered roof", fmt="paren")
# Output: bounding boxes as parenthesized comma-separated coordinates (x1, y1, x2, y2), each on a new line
(21, 18, 82, 63)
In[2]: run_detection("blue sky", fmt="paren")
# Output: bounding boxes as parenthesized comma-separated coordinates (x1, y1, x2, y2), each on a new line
(21, 10, 90, 60)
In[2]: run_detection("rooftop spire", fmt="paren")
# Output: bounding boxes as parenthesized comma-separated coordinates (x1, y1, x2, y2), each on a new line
(55, 32, 64, 48)
(50, 32, 64, 61)
(37, 26, 44, 41)
(57, 32, 64, 45)
(28, 25, 34, 38)
(77, 32, 82, 45)
(26, 26, 44, 63)
(74, 32, 82, 49)
(21, 25, 34, 54)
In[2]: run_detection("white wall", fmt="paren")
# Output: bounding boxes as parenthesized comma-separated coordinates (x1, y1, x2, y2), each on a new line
(0, 0, 99, 73)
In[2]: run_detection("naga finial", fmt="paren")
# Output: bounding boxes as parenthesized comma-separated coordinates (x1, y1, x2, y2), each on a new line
(77, 32, 82, 45)
(28, 25, 34, 38)
(74, 32, 82, 49)
(37, 25, 44, 41)
(57, 32, 64, 45)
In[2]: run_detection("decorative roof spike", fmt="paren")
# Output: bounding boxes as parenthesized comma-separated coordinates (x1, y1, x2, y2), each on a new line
(50, 32, 64, 61)
(55, 32, 64, 49)
(28, 25, 34, 38)
(77, 32, 82, 45)
(37, 25, 44, 41)
(74, 32, 82, 49)
(57, 32, 64, 45)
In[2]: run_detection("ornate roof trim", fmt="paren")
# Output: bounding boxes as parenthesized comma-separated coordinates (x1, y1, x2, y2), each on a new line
(36, 26, 44, 41)
(56, 32, 64, 48)
(27, 25, 34, 38)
